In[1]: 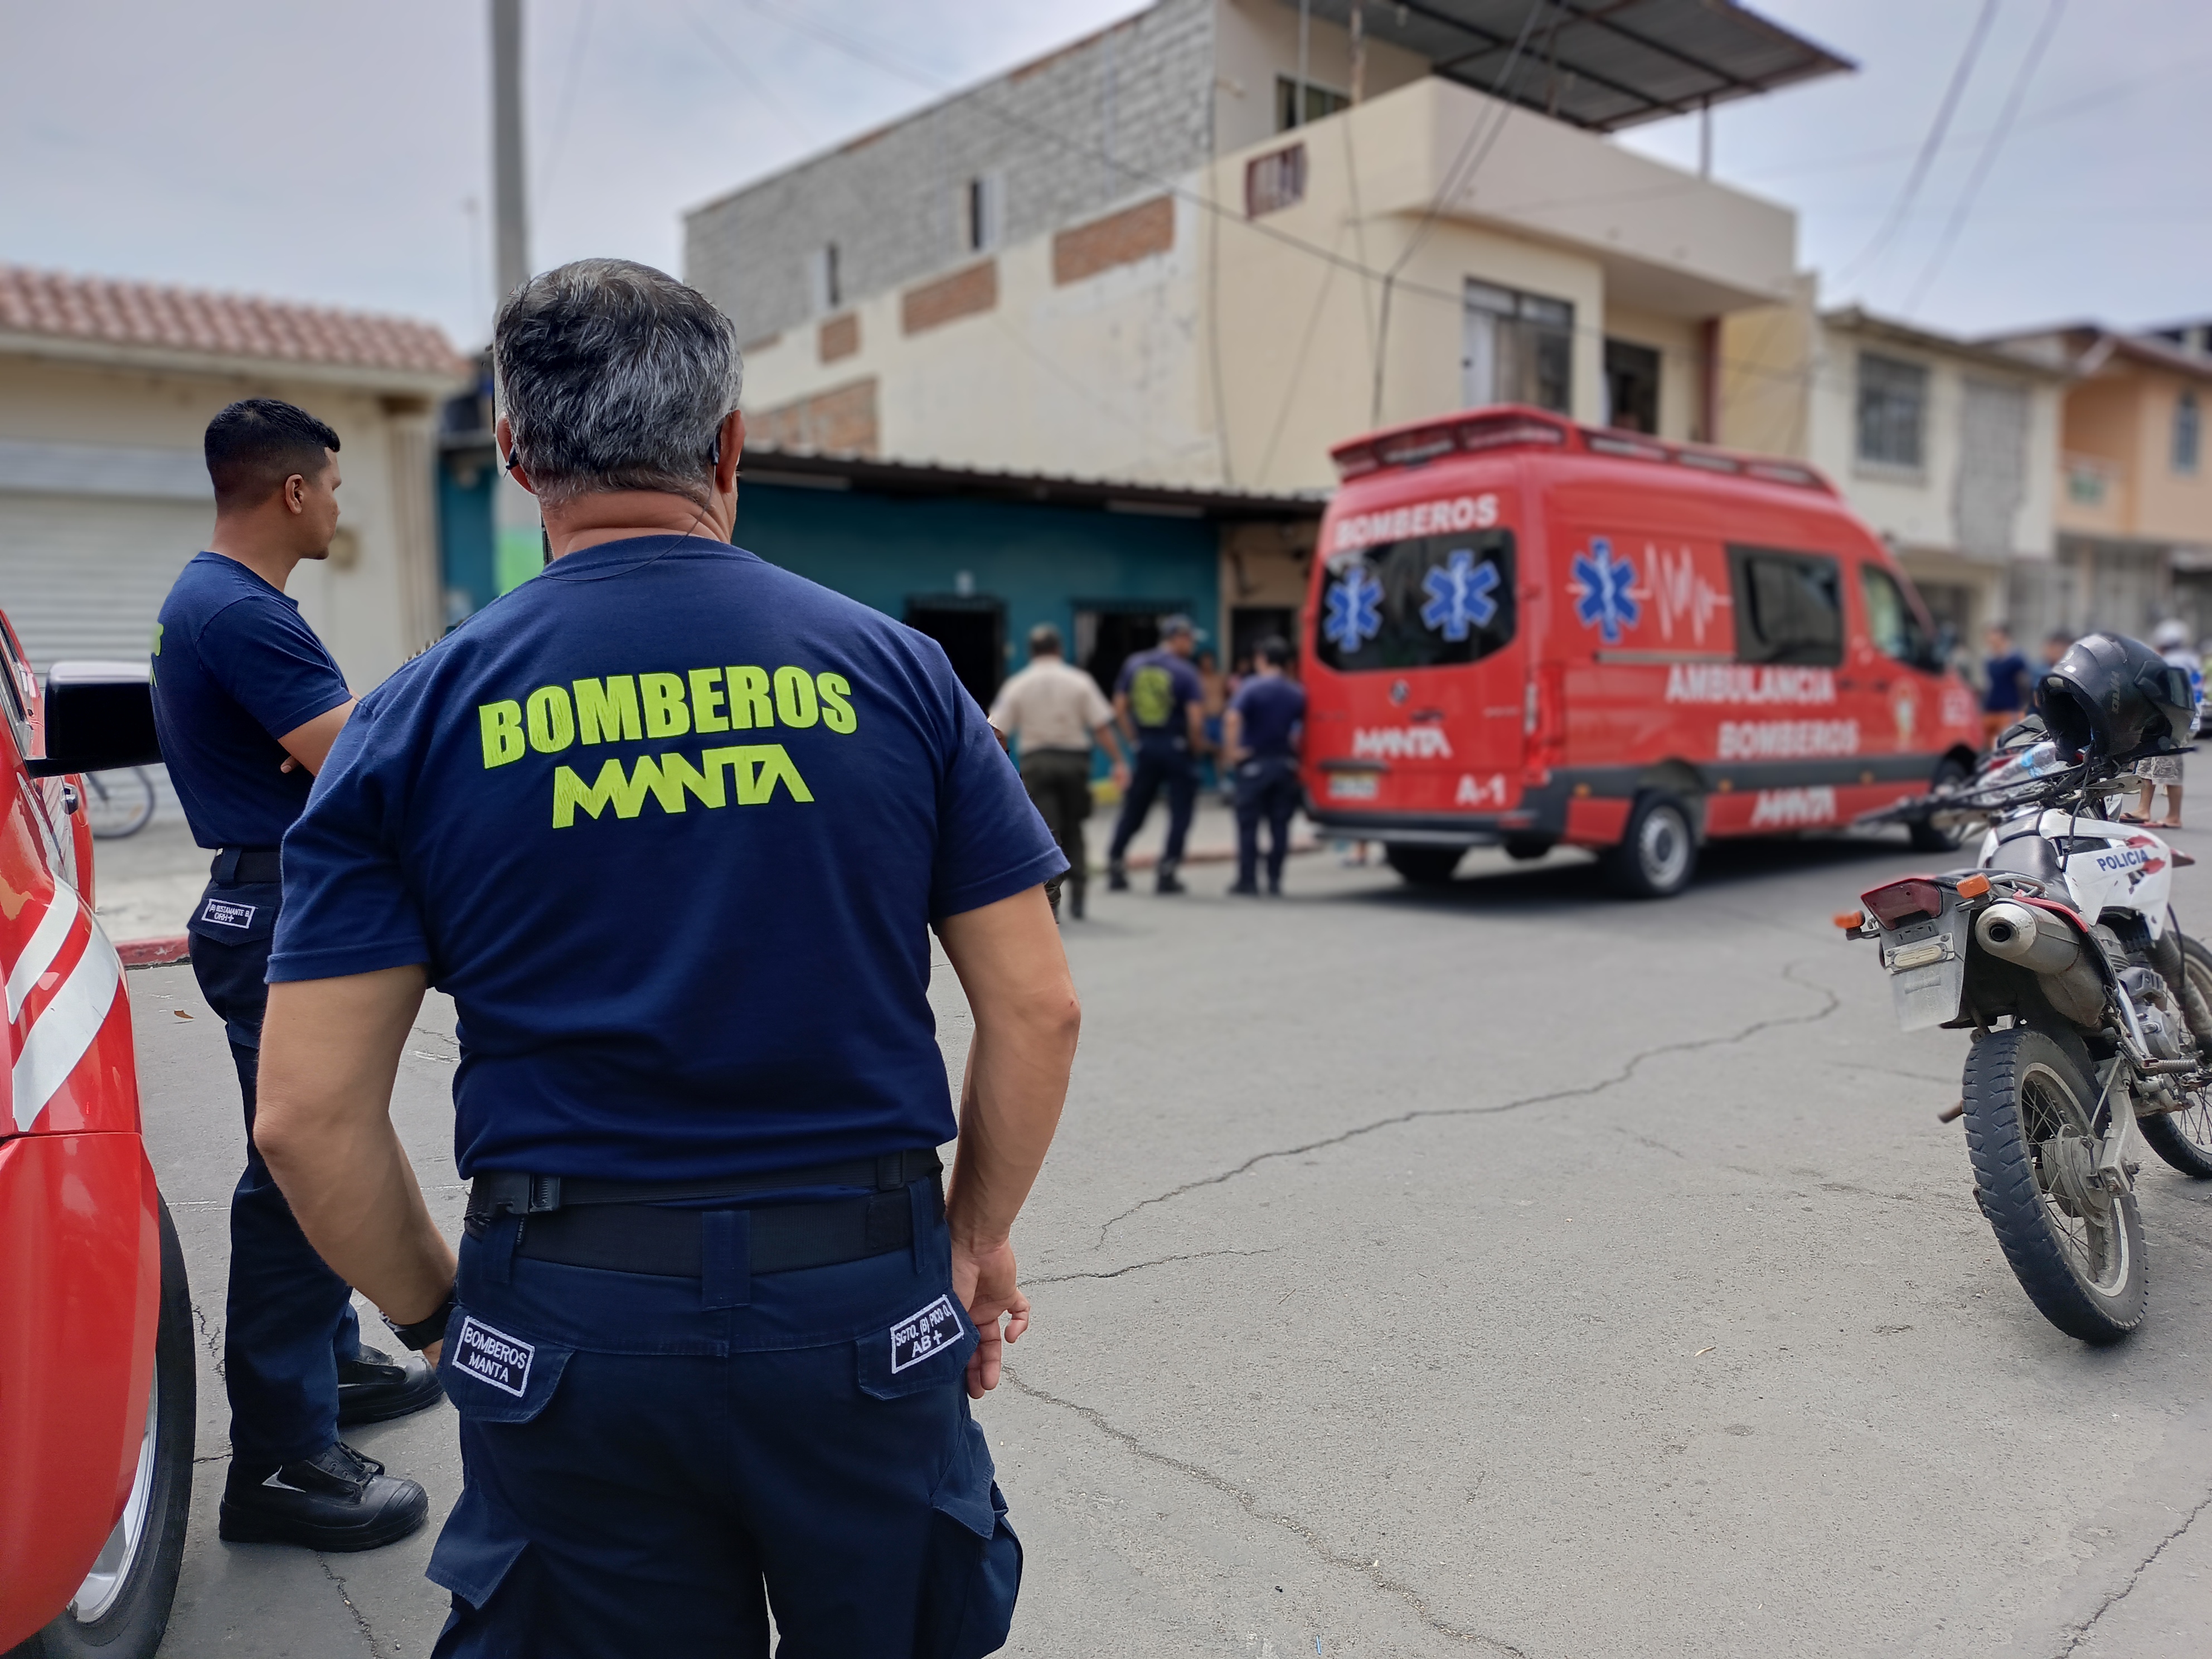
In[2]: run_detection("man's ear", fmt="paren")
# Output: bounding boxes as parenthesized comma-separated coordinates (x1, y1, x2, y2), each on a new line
(283, 473, 308, 516)
(716, 409, 744, 495)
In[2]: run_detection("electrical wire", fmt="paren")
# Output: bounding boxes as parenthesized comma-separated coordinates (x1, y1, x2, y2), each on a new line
(684, 4, 819, 150)
(540, 0, 597, 191)
(1901, 0, 2068, 317)
(1833, 0, 2004, 287)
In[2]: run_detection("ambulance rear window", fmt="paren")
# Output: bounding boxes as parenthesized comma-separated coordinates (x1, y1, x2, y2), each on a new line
(1314, 530, 1516, 673)
(1728, 546, 1842, 667)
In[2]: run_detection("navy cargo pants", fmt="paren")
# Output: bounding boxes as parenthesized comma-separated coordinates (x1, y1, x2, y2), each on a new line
(429, 1187, 1022, 1657)
(187, 871, 362, 1472)
(1233, 754, 1302, 892)
(1107, 739, 1197, 874)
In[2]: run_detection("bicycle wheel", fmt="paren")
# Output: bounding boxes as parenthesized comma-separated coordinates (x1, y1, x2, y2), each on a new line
(85, 768, 156, 839)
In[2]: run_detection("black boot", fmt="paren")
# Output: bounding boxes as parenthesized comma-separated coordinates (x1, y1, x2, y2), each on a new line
(1106, 862, 1129, 892)
(337, 1342, 445, 1427)
(220, 1441, 429, 1551)
(1156, 864, 1186, 895)
(1069, 882, 1086, 919)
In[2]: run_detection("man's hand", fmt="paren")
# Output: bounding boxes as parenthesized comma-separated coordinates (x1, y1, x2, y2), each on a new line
(952, 1235, 1028, 1399)
(421, 1340, 443, 1369)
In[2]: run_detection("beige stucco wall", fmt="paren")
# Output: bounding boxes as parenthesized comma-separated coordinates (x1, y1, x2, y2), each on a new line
(1209, 0, 1428, 156)
(0, 352, 446, 691)
(2057, 366, 2212, 547)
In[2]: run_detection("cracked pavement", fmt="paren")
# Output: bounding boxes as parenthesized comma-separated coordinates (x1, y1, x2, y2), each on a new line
(129, 820, 2212, 1656)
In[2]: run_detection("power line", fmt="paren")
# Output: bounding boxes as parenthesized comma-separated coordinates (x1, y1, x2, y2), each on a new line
(539, 0, 597, 191)
(1833, 0, 2003, 288)
(1901, 0, 2067, 317)
(685, 4, 820, 151)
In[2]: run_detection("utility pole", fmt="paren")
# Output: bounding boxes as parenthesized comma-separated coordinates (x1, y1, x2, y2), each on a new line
(488, 0, 539, 592)
(491, 0, 530, 304)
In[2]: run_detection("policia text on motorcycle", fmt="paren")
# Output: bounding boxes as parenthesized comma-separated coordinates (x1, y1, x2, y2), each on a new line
(150, 398, 441, 1553)
(252, 258, 1080, 1656)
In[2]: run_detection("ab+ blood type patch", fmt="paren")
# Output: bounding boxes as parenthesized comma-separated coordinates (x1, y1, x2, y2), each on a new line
(200, 899, 255, 929)
(453, 1316, 534, 1397)
(890, 1296, 961, 1374)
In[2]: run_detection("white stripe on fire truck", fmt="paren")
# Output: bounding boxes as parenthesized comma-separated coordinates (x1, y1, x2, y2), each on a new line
(11, 922, 120, 1133)
(6, 891, 75, 1021)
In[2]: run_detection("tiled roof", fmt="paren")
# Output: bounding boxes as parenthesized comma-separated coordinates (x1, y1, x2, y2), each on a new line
(0, 265, 467, 379)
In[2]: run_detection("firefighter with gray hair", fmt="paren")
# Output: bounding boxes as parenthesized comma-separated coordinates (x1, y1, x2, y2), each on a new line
(251, 258, 1078, 1654)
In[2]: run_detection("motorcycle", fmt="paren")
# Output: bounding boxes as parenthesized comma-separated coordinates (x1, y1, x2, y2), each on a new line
(1845, 723, 2212, 1343)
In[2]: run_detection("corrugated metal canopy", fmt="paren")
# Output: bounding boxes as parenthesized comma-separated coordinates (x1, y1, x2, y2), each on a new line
(1286, 0, 1852, 130)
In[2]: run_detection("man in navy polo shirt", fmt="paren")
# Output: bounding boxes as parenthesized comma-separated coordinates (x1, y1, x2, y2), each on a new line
(152, 398, 436, 1553)
(1223, 636, 1307, 896)
(1104, 614, 1209, 895)
(250, 260, 1079, 1656)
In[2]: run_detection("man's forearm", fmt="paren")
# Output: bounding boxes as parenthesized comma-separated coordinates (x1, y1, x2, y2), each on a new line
(254, 969, 454, 1323)
(936, 887, 1079, 1247)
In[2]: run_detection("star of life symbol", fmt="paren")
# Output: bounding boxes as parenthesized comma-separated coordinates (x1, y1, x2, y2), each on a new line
(1418, 550, 1500, 642)
(1323, 566, 1384, 650)
(1569, 538, 1641, 644)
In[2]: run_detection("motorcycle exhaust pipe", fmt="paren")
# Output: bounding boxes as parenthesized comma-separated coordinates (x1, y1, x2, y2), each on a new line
(1975, 901, 2082, 972)
(1976, 900, 2106, 1027)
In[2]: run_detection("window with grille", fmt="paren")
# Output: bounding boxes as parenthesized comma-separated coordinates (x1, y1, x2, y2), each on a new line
(1245, 144, 1307, 217)
(2175, 390, 2201, 475)
(1462, 280, 1573, 414)
(1856, 352, 1927, 469)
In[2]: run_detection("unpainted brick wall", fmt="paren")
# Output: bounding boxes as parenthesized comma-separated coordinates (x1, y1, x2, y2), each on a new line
(818, 313, 860, 363)
(1053, 197, 1175, 285)
(684, 0, 1216, 345)
(902, 261, 999, 336)
(748, 379, 880, 456)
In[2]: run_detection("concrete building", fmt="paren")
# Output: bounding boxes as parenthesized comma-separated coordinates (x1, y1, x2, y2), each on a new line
(685, 0, 1845, 649)
(1985, 323, 2212, 643)
(1722, 290, 2065, 651)
(0, 265, 465, 692)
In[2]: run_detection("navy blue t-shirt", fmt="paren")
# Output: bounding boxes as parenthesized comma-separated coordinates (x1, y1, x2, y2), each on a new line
(1114, 647, 1204, 746)
(151, 552, 352, 850)
(1230, 675, 1306, 758)
(269, 536, 1065, 1183)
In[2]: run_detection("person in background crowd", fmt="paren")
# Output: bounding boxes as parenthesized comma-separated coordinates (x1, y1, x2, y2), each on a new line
(1981, 624, 2032, 749)
(989, 623, 1129, 920)
(2127, 618, 2203, 828)
(2041, 630, 2074, 674)
(1195, 648, 1228, 791)
(1223, 636, 1306, 897)
(1105, 615, 1209, 895)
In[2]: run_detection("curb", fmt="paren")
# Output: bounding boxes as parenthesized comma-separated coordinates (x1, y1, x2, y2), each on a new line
(118, 934, 191, 968)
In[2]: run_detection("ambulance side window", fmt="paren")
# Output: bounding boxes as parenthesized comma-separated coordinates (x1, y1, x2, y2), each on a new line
(1727, 547, 1841, 667)
(1314, 530, 1516, 673)
(1859, 562, 1942, 672)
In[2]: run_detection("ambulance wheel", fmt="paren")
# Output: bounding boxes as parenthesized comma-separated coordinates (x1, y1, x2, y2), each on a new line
(1600, 791, 1697, 899)
(14, 1196, 194, 1658)
(1384, 845, 1463, 886)
(1910, 755, 1974, 852)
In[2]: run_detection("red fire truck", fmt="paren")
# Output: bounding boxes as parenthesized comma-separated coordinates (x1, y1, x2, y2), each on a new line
(1301, 406, 1982, 896)
(0, 637, 190, 1659)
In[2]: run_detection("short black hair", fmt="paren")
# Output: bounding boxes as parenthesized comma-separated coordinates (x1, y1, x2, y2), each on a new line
(1254, 635, 1292, 667)
(205, 399, 339, 511)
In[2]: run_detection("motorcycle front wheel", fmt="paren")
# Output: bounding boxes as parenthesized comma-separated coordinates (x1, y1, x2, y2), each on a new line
(1961, 1025, 2147, 1344)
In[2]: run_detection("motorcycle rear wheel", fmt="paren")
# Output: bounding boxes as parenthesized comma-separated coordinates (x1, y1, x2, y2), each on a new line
(1961, 1025, 2147, 1344)
(2137, 934, 2212, 1179)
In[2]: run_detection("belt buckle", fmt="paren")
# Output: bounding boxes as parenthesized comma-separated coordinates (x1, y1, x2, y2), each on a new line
(524, 1174, 563, 1214)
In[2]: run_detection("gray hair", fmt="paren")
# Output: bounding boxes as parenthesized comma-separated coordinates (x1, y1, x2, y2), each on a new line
(493, 259, 744, 510)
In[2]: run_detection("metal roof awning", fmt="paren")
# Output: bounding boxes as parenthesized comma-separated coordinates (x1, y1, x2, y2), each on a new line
(1283, 0, 1852, 131)
(741, 447, 1327, 519)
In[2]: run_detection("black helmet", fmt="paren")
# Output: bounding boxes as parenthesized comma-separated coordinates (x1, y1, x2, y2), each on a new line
(2036, 632, 2195, 762)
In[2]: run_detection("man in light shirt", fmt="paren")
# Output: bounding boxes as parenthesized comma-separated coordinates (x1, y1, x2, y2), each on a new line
(989, 624, 1129, 919)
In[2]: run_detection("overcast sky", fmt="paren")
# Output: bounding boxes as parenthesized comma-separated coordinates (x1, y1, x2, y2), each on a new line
(2, 0, 2205, 353)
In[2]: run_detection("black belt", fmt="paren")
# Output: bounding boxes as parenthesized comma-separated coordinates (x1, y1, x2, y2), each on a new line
(465, 1149, 944, 1279)
(211, 846, 282, 885)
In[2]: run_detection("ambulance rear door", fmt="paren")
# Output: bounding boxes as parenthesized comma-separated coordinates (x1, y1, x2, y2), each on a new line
(1309, 487, 1525, 818)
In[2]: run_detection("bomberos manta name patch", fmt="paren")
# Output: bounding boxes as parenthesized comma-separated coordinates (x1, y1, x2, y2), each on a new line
(890, 1295, 962, 1374)
(200, 899, 255, 929)
(453, 1315, 534, 1397)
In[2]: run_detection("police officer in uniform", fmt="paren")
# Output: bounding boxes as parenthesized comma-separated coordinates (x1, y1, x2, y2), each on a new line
(1104, 614, 1208, 894)
(1223, 636, 1306, 896)
(251, 260, 1079, 1656)
(151, 398, 436, 1551)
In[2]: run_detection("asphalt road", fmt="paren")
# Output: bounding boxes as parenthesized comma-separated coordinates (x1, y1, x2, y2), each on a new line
(132, 813, 2212, 1658)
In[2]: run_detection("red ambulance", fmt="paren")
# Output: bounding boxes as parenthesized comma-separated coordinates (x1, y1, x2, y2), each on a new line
(0, 637, 190, 1659)
(1301, 406, 1981, 896)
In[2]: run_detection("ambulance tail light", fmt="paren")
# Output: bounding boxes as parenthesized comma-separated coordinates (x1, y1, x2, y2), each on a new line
(1861, 879, 1945, 930)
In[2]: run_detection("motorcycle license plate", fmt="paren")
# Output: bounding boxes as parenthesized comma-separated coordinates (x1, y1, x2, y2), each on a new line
(1886, 909, 1970, 1032)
